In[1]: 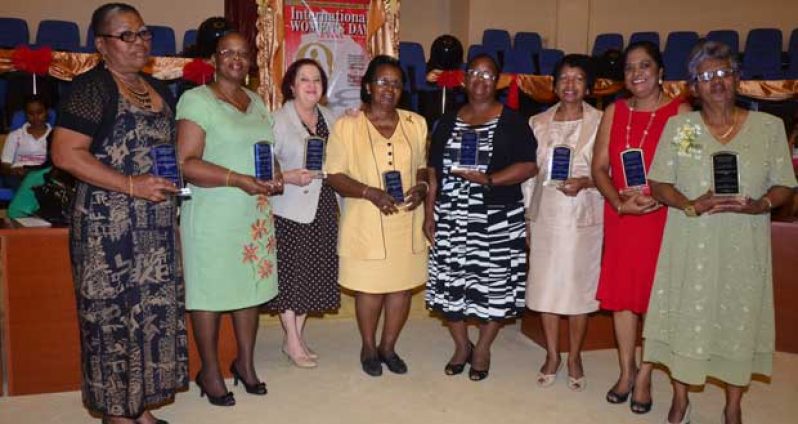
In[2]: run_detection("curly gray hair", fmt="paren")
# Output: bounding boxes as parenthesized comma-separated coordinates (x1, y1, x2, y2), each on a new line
(687, 40, 739, 83)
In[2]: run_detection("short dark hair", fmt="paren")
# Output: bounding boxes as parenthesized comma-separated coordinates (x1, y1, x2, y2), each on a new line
(281, 59, 329, 103)
(465, 53, 499, 75)
(91, 3, 140, 35)
(24, 94, 48, 110)
(360, 55, 405, 104)
(553, 54, 595, 92)
(621, 41, 664, 72)
(196, 17, 234, 59)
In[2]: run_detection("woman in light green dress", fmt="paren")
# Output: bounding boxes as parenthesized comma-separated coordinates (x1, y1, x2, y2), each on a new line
(644, 41, 797, 424)
(177, 33, 281, 406)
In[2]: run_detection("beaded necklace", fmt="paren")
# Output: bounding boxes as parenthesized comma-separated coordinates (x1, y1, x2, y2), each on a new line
(624, 92, 662, 151)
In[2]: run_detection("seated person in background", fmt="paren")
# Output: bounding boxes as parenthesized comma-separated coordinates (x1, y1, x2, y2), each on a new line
(8, 134, 74, 222)
(1, 96, 52, 188)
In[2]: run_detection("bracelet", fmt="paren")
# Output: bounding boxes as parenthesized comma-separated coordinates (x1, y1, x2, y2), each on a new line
(617, 202, 623, 215)
(762, 196, 773, 211)
(128, 176, 133, 197)
(418, 181, 430, 192)
(225, 169, 233, 187)
(361, 186, 370, 199)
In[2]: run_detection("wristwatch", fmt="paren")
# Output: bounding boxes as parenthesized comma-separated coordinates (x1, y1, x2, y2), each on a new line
(683, 202, 699, 217)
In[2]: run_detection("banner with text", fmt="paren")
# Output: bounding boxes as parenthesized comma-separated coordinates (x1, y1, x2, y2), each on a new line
(284, 0, 370, 113)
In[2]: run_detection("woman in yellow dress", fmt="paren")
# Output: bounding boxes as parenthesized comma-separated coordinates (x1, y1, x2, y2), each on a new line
(325, 55, 429, 377)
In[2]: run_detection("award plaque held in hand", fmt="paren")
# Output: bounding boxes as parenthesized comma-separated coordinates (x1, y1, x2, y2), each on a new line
(254, 141, 275, 181)
(452, 130, 479, 171)
(546, 145, 573, 186)
(150, 144, 191, 196)
(304, 136, 325, 178)
(620, 148, 648, 192)
(711, 151, 741, 196)
(383, 170, 404, 203)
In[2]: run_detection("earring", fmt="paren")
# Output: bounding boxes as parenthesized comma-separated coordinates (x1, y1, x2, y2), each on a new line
(245, 74, 250, 87)
(658, 77, 663, 85)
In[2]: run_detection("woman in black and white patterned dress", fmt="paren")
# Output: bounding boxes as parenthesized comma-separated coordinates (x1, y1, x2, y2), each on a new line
(425, 54, 537, 381)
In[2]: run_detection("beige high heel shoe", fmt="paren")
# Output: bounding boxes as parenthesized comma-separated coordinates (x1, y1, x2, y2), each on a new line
(281, 348, 317, 368)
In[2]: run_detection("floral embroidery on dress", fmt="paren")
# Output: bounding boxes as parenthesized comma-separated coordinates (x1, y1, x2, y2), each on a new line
(672, 120, 703, 159)
(241, 197, 276, 281)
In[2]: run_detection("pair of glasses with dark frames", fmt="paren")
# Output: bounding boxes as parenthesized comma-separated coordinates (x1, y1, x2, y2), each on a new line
(97, 29, 153, 43)
(694, 68, 736, 83)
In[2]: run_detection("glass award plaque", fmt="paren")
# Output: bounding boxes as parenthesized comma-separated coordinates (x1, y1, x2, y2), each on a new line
(253, 141, 274, 181)
(620, 148, 648, 190)
(150, 144, 191, 196)
(546, 145, 573, 186)
(712, 151, 740, 196)
(383, 170, 404, 203)
(452, 130, 479, 171)
(304, 136, 325, 177)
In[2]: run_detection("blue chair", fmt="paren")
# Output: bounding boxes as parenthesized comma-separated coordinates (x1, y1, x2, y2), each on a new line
(513, 32, 542, 72)
(629, 31, 660, 48)
(706, 30, 740, 56)
(539, 49, 564, 76)
(81, 27, 96, 52)
(0, 17, 29, 48)
(742, 28, 783, 80)
(148, 25, 176, 56)
(35, 20, 80, 51)
(504, 46, 537, 74)
(467, 44, 499, 65)
(398, 41, 432, 112)
(786, 28, 798, 79)
(592, 33, 623, 57)
(0, 188, 14, 203)
(482, 29, 511, 68)
(9, 108, 57, 131)
(182, 29, 198, 53)
(663, 31, 699, 81)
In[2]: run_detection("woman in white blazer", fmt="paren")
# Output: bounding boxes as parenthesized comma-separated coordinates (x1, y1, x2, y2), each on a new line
(523, 54, 604, 391)
(265, 59, 340, 368)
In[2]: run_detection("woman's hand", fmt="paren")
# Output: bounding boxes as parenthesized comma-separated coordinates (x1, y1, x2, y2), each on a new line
(557, 177, 589, 197)
(403, 182, 428, 211)
(618, 190, 662, 215)
(423, 215, 435, 244)
(451, 169, 489, 185)
(697, 192, 770, 215)
(231, 173, 283, 196)
(131, 175, 179, 202)
(363, 186, 400, 215)
(282, 168, 315, 187)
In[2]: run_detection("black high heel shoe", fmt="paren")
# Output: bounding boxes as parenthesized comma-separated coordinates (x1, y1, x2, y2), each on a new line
(230, 362, 267, 395)
(605, 382, 634, 404)
(445, 342, 474, 376)
(195, 372, 236, 406)
(468, 362, 490, 381)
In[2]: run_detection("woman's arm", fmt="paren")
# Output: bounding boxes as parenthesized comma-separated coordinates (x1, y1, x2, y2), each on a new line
(51, 127, 177, 202)
(423, 167, 438, 243)
(177, 119, 279, 196)
(326, 172, 402, 215)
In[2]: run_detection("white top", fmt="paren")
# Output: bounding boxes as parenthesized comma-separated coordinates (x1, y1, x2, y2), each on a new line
(1, 123, 51, 166)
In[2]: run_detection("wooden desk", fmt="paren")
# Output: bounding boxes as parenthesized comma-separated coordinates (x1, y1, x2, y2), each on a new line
(522, 220, 798, 353)
(0, 227, 236, 396)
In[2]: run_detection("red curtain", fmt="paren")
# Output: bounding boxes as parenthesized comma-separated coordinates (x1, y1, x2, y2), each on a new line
(225, 0, 259, 54)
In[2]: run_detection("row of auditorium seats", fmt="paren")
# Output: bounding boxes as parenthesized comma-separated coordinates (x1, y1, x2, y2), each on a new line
(0, 17, 197, 56)
(404, 28, 798, 84)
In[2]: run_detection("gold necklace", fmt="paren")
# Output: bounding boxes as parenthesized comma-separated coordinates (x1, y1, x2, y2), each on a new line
(624, 93, 662, 150)
(717, 109, 738, 140)
(111, 73, 152, 110)
(214, 84, 247, 111)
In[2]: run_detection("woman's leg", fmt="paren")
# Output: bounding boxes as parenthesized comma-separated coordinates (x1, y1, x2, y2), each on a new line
(190, 310, 228, 396)
(667, 379, 691, 423)
(567, 313, 588, 379)
(724, 384, 745, 424)
(378, 290, 412, 356)
(539, 312, 562, 375)
(278, 309, 308, 359)
(295, 312, 315, 357)
(608, 310, 638, 397)
(632, 313, 653, 411)
(447, 318, 471, 365)
(230, 306, 262, 384)
(472, 320, 502, 371)
(355, 292, 384, 359)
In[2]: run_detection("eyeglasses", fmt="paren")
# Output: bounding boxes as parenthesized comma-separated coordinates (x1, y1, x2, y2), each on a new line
(694, 68, 736, 83)
(373, 78, 403, 89)
(97, 29, 153, 43)
(466, 69, 497, 81)
(217, 49, 251, 60)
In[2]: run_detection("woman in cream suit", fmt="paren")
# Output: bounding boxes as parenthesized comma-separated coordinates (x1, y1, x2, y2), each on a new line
(265, 59, 340, 368)
(525, 54, 604, 391)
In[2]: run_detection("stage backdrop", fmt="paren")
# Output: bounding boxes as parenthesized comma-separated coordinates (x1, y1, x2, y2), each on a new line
(256, 0, 399, 112)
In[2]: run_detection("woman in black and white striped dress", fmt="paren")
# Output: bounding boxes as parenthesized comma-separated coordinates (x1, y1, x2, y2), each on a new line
(425, 54, 538, 381)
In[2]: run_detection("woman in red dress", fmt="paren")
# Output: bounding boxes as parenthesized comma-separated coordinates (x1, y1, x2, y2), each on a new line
(591, 41, 691, 416)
